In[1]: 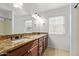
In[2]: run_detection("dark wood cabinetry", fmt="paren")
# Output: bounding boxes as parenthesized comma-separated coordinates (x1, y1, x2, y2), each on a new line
(44, 35, 48, 49)
(6, 34, 48, 56)
(26, 39, 38, 56)
(38, 35, 48, 55)
(27, 45, 38, 56)
(38, 37, 44, 56)
(7, 42, 32, 56)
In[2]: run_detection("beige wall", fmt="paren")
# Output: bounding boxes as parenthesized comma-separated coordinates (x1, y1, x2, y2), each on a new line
(71, 4, 79, 56)
(75, 7, 79, 55)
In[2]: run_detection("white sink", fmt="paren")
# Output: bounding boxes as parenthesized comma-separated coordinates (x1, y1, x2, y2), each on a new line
(12, 38, 33, 43)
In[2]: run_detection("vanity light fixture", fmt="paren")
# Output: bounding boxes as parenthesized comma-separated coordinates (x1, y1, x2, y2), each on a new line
(32, 13, 40, 19)
(13, 3, 23, 8)
(32, 13, 45, 24)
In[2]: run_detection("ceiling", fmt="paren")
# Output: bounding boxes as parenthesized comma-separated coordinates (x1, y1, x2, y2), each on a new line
(0, 3, 69, 16)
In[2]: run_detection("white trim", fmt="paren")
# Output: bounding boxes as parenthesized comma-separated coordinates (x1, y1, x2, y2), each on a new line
(12, 11, 14, 34)
(70, 3, 72, 56)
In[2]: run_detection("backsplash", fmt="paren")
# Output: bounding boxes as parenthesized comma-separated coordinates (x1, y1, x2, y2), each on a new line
(0, 32, 48, 40)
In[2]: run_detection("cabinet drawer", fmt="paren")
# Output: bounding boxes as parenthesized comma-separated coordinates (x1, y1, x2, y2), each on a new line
(39, 38, 44, 46)
(31, 39, 38, 48)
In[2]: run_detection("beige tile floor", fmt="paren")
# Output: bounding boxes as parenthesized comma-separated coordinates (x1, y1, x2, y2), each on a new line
(43, 48, 70, 56)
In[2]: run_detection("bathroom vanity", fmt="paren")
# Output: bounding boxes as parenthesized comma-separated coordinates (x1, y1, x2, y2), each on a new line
(0, 33, 48, 56)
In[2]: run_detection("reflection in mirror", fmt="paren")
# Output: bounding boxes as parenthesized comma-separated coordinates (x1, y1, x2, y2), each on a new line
(0, 8, 12, 35)
(0, 18, 12, 35)
(24, 20, 32, 33)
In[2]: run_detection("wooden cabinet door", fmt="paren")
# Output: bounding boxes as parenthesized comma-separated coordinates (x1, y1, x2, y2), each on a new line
(38, 37, 44, 56)
(7, 43, 32, 56)
(39, 46, 43, 56)
(24, 40, 38, 56)
(45, 35, 48, 49)
(7, 46, 27, 56)
(43, 36, 46, 50)
(27, 45, 38, 56)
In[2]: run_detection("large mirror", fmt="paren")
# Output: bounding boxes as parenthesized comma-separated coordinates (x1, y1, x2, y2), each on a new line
(0, 3, 34, 35)
(0, 3, 46, 35)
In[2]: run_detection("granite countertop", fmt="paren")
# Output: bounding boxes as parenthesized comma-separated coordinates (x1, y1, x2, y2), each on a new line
(0, 38, 34, 55)
(0, 34, 47, 55)
(23, 34, 47, 39)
